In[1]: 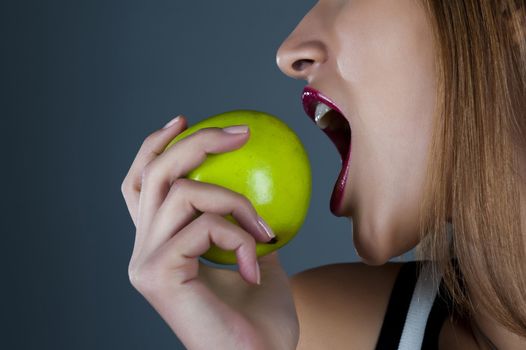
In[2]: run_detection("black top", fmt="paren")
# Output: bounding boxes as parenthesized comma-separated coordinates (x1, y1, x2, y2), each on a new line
(374, 261, 456, 350)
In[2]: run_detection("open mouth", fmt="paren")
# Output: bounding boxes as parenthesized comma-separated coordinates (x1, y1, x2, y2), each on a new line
(301, 87, 352, 162)
(315, 108, 351, 161)
(301, 86, 352, 216)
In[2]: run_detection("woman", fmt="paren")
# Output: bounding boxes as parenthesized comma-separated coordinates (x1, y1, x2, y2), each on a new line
(120, 1, 526, 349)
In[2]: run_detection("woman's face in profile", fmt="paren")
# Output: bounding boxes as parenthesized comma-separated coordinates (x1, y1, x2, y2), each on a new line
(276, 0, 437, 264)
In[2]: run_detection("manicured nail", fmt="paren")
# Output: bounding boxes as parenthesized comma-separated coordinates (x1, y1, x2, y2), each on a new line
(257, 216, 275, 239)
(223, 125, 249, 134)
(255, 260, 261, 285)
(163, 116, 181, 129)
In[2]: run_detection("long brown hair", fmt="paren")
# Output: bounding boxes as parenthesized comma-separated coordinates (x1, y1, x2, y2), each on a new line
(416, 0, 526, 337)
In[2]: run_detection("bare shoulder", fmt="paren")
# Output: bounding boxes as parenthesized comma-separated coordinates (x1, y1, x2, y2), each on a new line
(290, 261, 403, 350)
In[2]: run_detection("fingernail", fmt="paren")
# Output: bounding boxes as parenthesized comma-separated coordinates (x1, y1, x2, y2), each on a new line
(163, 116, 181, 129)
(223, 125, 249, 134)
(255, 260, 261, 285)
(257, 216, 275, 239)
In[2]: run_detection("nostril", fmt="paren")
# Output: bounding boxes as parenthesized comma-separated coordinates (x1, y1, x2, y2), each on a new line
(292, 59, 314, 72)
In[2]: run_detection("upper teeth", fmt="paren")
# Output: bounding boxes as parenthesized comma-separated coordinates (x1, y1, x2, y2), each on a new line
(315, 102, 332, 129)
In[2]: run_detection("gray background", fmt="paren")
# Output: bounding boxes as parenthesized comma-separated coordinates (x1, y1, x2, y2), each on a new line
(3, 1, 414, 349)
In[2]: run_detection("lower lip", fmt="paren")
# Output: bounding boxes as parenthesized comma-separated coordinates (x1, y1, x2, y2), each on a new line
(330, 142, 351, 216)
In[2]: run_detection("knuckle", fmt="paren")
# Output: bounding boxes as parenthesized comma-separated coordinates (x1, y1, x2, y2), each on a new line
(244, 234, 257, 249)
(232, 193, 256, 218)
(164, 178, 191, 207)
(198, 211, 220, 224)
(236, 193, 253, 209)
(142, 131, 158, 147)
(197, 212, 226, 231)
(237, 234, 257, 255)
(128, 264, 143, 289)
(128, 262, 164, 294)
(186, 127, 220, 145)
(141, 163, 156, 183)
(195, 127, 219, 136)
(140, 133, 164, 158)
(171, 178, 191, 194)
(120, 180, 129, 195)
(198, 212, 253, 240)
(173, 177, 191, 188)
(121, 177, 135, 195)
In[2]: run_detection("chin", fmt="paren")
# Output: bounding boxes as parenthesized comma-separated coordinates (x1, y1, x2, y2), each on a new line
(355, 247, 392, 266)
(350, 215, 410, 266)
(352, 233, 393, 266)
(349, 209, 421, 265)
(346, 205, 391, 265)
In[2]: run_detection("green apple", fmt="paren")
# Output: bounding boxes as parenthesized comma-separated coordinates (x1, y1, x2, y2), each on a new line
(163, 109, 312, 265)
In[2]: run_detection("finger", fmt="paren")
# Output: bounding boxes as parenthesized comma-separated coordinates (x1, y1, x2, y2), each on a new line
(137, 126, 249, 236)
(153, 212, 260, 285)
(121, 115, 188, 226)
(139, 178, 273, 256)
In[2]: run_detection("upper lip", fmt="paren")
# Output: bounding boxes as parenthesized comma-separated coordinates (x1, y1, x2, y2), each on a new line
(301, 86, 345, 122)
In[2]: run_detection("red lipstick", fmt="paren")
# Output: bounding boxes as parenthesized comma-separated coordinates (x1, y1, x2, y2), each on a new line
(301, 86, 352, 216)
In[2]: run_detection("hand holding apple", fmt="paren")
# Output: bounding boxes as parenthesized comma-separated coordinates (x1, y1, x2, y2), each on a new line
(122, 112, 302, 349)
(164, 109, 312, 264)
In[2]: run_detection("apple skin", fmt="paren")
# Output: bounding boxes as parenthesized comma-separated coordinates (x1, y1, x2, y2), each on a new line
(163, 110, 312, 265)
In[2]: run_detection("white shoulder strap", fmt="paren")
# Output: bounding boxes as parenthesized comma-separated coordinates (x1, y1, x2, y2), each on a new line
(397, 261, 442, 350)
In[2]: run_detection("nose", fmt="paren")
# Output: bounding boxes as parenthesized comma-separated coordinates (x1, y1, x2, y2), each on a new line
(275, 13, 328, 82)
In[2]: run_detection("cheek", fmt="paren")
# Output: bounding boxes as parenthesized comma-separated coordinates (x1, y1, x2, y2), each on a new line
(336, 15, 436, 117)
(336, 1, 437, 181)
(335, 2, 437, 261)
(334, 0, 436, 114)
